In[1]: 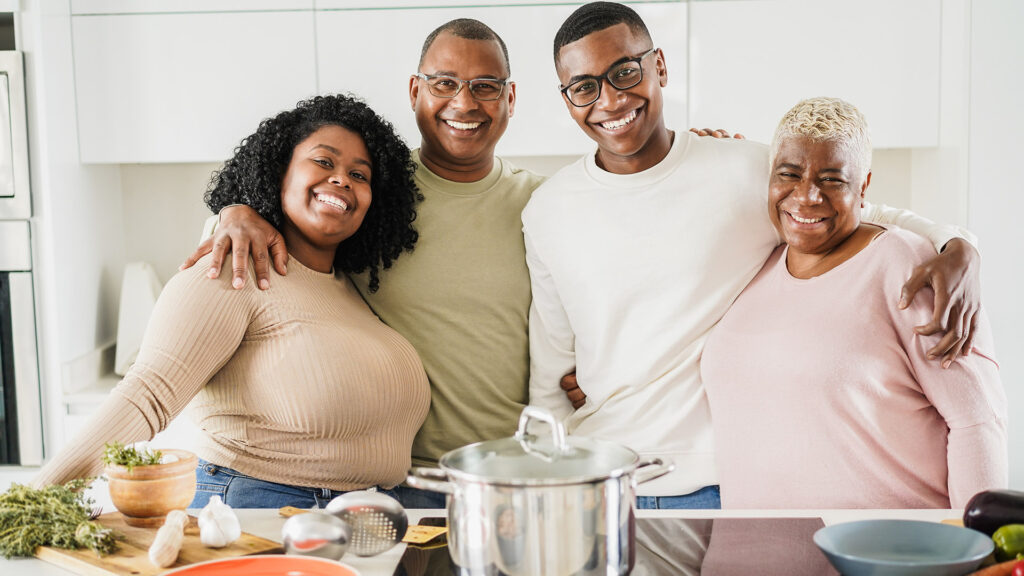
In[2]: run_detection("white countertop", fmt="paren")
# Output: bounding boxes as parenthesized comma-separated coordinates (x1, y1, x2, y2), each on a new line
(0, 508, 962, 575)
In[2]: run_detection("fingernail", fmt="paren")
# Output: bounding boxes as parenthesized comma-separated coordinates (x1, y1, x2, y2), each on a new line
(942, 359, 952, 369)
(207, 268, 218, 279)
(232, 277, 244, 289)
(898, 297, 907, 308)
(259, 279, 269, 290)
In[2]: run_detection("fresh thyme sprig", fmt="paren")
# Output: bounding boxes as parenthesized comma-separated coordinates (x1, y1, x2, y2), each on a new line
(101, 441, 163, 472)
(0, 479, 120, 558)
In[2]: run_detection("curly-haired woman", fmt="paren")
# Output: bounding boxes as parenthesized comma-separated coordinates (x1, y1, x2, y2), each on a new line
(33, 95, 430, 509)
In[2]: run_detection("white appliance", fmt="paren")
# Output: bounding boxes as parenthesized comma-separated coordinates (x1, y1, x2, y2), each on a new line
(0, 50, 41, 466)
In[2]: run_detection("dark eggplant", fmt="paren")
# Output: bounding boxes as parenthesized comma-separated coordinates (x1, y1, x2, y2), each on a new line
(964, 490, 1024, 536)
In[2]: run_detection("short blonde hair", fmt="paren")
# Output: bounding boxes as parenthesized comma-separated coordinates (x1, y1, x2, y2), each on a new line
(770, 97, 872, 180)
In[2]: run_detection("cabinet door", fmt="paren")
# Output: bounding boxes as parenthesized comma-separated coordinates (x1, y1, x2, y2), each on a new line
(689, 0, 940, 148)
(316, 3, 686, 157)
(73, 11, 318, 163)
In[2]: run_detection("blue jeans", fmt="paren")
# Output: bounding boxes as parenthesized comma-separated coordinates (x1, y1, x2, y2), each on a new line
(392, 483, 448, 509)
(191, 459, 399, 509)
(635, 485, 721, 510)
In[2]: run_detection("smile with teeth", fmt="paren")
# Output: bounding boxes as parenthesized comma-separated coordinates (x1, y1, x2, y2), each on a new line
(788, 212, 824, 224)
(315, 193, 350, 212)
(599, 109, 638, 130)
(444, 119, 482, 131)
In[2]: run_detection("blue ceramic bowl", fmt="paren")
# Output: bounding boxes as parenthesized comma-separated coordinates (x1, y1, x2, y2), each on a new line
(813, 519, 993, 576)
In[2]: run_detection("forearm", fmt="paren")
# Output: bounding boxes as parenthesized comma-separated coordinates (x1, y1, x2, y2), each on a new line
(31, 386, 163, 488)
(861, 201, 977, 252)
(947, 421, 1009, 508)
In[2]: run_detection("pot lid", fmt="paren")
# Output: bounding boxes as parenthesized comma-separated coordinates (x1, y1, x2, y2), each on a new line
(438, 406, 641, 485)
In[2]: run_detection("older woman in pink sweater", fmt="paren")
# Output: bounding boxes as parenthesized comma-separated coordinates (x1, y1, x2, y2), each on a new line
(701, 97, 1007, 509)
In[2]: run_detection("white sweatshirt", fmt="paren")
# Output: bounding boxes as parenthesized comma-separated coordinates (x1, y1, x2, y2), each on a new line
(521, 131, 971, 496)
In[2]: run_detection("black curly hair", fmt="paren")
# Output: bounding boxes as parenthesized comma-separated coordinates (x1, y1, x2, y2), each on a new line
(205, 94, 419, 293)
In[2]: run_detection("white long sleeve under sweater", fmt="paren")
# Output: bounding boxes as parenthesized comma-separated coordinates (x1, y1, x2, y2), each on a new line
(521, 131, 972, 497)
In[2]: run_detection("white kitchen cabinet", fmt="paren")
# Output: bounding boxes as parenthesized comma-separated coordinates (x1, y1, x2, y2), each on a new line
(688, 0, 941, 147)
(71, 1, 313, 14)
(72, 11, 318, 163)
(315, 3, 687, 157)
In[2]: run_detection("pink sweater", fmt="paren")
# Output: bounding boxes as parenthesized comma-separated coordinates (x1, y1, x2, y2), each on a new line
(702, 227, 1007, 509)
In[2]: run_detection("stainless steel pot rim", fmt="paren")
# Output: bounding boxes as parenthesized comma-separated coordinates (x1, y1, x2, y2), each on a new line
(437, 462, 640, 487)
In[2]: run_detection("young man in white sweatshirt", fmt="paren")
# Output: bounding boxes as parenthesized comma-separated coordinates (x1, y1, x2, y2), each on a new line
(522, 1, 981, 509)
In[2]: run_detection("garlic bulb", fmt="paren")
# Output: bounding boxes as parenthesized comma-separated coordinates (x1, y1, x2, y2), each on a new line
(198, 495, 241, 548)
(148, 509, 187, 568)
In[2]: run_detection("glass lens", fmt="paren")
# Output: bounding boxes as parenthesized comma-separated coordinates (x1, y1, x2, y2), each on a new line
(566, 78, 601, 106)
(468, 79, 504, 101)
(608, 61, 643, 90)
(426, 75, 461, 98)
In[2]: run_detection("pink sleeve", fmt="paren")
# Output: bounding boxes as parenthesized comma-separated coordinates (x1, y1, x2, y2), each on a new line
(892, 254, 1008, 506)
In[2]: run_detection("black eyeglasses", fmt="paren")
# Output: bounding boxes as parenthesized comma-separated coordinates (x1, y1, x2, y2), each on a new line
(559, 48, 658, 107)
(414, 73, 511, 101)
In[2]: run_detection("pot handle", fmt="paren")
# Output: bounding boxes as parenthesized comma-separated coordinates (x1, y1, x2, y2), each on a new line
(514, 406, 570, 460)
(406, 467, 455, 495)
(633, 457, 675, 486)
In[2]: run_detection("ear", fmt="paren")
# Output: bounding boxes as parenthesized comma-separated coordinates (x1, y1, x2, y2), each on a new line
(860, 171, 871, 207)
(409, 75, 420, 110)
(655, 48, 668, 87)
(506, 81, 517, 119)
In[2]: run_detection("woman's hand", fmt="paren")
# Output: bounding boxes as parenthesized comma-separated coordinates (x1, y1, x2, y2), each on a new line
(689, 127, 745, 139)
(899, 238, 981, 367)
(179, 205, 288, 290)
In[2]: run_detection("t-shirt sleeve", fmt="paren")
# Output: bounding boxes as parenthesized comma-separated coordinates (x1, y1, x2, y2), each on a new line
(32, 264, 252, 487)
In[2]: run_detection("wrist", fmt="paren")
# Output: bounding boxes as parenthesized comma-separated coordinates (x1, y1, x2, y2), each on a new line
(218, 204, 245, 223)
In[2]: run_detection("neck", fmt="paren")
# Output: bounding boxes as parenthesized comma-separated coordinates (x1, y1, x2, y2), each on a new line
(785, 223, 883, 279)
(596, 128, 674, 175)
(282, 229, 337, 274)
(418, 144, 495, 183)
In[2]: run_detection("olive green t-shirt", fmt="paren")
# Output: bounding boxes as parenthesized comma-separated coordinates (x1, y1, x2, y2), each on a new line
(350, 151, 545, 467)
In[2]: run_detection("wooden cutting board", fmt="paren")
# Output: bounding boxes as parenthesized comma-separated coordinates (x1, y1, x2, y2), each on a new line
(34, 512, 282, 576)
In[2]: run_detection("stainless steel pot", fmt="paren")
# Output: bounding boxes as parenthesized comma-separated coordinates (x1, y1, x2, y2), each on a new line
(407, 406, 674, 576)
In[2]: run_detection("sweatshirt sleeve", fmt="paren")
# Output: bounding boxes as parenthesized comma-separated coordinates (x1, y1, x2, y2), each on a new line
(32, 263, 252, 487)
(861, 201, 978, 252)
(890, 247, 1008, 507)
(523, 226, 577, 420)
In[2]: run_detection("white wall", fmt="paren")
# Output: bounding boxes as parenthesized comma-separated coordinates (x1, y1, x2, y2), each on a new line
(968, 0, 1024, 489)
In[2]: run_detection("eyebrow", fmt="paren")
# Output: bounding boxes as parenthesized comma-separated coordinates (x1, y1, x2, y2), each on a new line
(774, 162, 846, 174)
(426, 70, 502, 80)
(310, 144, 372, 169)
(566, 54, 640, 86)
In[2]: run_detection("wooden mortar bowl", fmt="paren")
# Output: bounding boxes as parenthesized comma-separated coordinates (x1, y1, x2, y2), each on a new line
(105, 449, 198, 527)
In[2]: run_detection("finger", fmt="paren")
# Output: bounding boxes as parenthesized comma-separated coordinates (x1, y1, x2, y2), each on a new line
(915, 279, 952, 336)
(206, 236, 232, 279)
(899, 269, 929, 309)
(566, 388, 586, 404)
(559, 373, 578, 391)
(688, 127, 703, 136)
(936, 310, 966, 367)
(181, 238, 215, 271)
(250, 238, 272, 291)
(715, 129, 730, 138)
(926, 329, 959, 361)
(230, 238, 250, 289)
(961, 310, 978, 356)
(734, 132, 746, 140)
(268, 233, 290, 278)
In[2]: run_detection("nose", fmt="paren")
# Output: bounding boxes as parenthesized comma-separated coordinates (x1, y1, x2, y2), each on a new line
(594, 78, 624, 109)
(792, 179, 822, 204)
(328, 172, 350, 189)
(449, 82, 479, 109)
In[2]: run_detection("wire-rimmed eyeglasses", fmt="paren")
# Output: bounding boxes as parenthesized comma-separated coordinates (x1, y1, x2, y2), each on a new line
(414, 73, 511, 101)
(559, 48, 658, 107)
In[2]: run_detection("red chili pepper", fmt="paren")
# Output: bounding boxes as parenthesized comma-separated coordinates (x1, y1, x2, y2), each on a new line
(1011, 559, 1024, 576)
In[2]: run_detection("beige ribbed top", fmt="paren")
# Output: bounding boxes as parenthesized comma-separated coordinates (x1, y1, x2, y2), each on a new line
(34, 255, 430, 491)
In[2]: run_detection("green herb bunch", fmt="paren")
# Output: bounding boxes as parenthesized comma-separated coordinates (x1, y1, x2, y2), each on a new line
(101, 441, 163, 472)
(0, 479, 119, 558)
